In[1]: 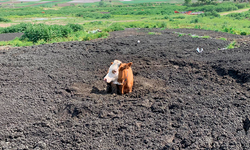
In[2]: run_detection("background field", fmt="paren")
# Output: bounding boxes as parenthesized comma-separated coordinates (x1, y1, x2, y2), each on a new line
(0, 0, 186, 7)
(0, 1, 249, 47)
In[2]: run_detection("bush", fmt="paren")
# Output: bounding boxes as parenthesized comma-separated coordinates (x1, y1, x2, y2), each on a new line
(66, 23, 84, 32)
(0, 17, 11, 22)
(158, 22, 167, 28)
(199, 10, 220, 17)
(21, 24, 73, 43)
(164, 16, 169, 19)
(190, 18, 199, 23)
(89, 21, 103, 25)
(0, 23, 32, 33)
(102, 14, 111, 19)
(236, 3, 248, 9)
(104, 23, 124, 32)
(240, 31, 247, 35)
(173, 16, 185, 19)
(226, 11, 250, 20)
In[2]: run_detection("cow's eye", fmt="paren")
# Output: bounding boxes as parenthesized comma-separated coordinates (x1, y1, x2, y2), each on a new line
(112, 70, 116, 74)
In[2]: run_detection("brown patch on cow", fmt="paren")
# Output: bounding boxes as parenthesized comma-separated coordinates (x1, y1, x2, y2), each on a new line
(117, 62, 134, 94)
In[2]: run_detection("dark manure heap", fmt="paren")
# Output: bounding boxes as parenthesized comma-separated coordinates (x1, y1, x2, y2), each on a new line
(0, 28, 249, 149)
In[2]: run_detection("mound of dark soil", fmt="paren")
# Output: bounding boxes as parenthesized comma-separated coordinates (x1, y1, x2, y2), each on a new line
(0, 28, 249, 149)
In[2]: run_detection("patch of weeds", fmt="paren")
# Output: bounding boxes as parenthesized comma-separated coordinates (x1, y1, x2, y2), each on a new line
(227, 41, 237, 49)
(164, 16, 169, 19)
(194, 25, 201, 29)
(240, 31, 247, 35)
(148, 32, 161, 35)
(169, 18, 174, 21)
(148, 32, 156, 35)
(178, 33, 184, 37)
(219, 37, 227, 41)
(190, 18, 199, 23)
(160, 28, 165, 30)
(191, 35, 200, 38)
(202, 36, 210, 39)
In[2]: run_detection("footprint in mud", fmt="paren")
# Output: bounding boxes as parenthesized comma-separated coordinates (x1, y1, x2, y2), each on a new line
(65, 82, 93, 96)
(65, 80, 111, 96)
(243, 117, 250, 135)
(128, 76, 167, 98)
(62, 76, 167, 98)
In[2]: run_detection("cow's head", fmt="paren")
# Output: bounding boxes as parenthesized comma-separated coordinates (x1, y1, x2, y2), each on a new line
(117, 62, 132, 85)
(104, 60, 122, 83)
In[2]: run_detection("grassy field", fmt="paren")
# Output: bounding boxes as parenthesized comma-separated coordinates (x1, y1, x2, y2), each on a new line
(0, 0, 185, 8)
(0, 1, 249, 47)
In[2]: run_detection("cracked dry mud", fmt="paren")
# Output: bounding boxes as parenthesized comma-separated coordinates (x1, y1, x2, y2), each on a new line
(0, 28, 250, 149)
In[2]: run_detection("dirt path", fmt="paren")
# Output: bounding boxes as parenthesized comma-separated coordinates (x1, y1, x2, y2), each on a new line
(220, 8, 250, 16)
(0, 28, 249, 149)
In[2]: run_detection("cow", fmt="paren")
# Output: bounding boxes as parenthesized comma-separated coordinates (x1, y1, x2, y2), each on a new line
(104, 60, 122, 93)
(117, 62, 133, 94)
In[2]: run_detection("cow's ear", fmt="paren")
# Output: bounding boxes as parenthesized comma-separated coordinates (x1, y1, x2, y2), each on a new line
(126, 62, 132, 68)
(111, 62, 114, 65)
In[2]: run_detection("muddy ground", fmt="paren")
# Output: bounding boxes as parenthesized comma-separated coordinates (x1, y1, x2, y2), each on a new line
(0, 28, 249, 149)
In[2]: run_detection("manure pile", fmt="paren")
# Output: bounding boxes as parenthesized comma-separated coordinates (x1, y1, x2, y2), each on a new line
(0, 29, 249, 149)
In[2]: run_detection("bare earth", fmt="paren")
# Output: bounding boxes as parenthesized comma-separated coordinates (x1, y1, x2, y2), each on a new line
(220, 8, 250, 16)
(0, 28, 249, 149)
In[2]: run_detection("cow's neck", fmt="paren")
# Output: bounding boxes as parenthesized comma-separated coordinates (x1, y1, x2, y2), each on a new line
(124, 70, 129, 83)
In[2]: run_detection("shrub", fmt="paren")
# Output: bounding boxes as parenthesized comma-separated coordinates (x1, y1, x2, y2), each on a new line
(199, 10, 220, 17)
(236, 3, 248, 9)
(219, 37, 227, 41)
(227, 41, 236, 49)
(89, 21, 103, 25)
(102, 14, 111, 19)
(169, 18, 174, 21)
(190, 18, 199, 23)
(0, 17, 11, 22)
(173, 16, 185, 19)
(240, 31, 247, 35)
(66, 23, 84, 32)
(0, 23, 32, 33)
(104, 23, 124, 32)
(21, 24, 73, 43)
(157, 22, 167, 28)
(164, 16, 170, 19)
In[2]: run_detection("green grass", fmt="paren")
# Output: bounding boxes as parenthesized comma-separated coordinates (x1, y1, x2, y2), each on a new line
(0, 2, 250, 47)
(226, 40, 237, 49)
(120, 0, 184, 4)
(219, 37, 227, 41)
(202, 35, 210, 38)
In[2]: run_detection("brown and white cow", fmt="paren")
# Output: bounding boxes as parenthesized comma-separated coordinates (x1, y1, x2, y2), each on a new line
(117, 62, 133, 94)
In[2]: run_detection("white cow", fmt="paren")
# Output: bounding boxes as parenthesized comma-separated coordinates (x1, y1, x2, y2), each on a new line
(104, 60, 122, 84)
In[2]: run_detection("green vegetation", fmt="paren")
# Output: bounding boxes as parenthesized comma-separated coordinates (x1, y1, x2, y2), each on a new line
(0, 17, 11, 22)
(227, 40, 237, 49)
(0, 1, 249, 47)
(219, 37, 227, 41)
(202, 35, 210, 38)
